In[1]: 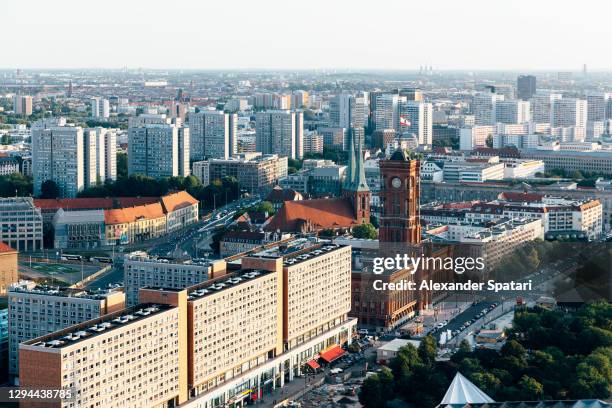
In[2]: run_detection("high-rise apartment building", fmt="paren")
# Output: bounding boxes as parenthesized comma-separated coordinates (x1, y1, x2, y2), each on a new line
(8, 281, 125, 381)
(472, 93, 504, 125)
(586, 92, 611, 123)
(531, 92, 562, 124)
(0, 197, 43, 251)
(495, 100, 531, 124)
(90, 97, 110, 119)
(84, 127, 117, 183)
(255, 110, 302, 159)
(517, 75, 536, 100)
(128, 114, 190, 178)
(32, 118, 85, 198)
(374, 94, 401, 131)
(19, 240, 356, 408)
(551, 97, 588, 128)
(13, 95, 32, 116)
(398, 100, 433, 146)
(189, 110, 237, 160)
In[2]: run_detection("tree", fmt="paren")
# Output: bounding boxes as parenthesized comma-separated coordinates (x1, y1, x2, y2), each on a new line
(418, 335, 437, 368)
(40, 180, 60, 198)
(485, 134, 494, 148)
(0, 173, 33, 197)
(250, 201, 275, 215)
(0, 134, 10, 145)
(359, 374, 386, 408)
(117, 152, 128, 179)
(518, 375, 544, 400)
(352, 223, 378, 239)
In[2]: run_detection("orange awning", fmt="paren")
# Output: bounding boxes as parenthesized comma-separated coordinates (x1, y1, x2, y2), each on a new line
(306, 360, 320, 370)
(319, 345, 346, 363)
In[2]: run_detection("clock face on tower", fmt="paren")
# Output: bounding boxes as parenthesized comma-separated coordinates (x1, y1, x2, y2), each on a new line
(391, 177, 402, 188)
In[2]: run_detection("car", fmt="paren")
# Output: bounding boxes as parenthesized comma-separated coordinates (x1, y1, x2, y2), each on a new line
(358, 329, 369, 335)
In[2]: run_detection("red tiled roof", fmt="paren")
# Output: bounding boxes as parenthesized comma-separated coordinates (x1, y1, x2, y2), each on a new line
(264, 198, 357, 232)
(104, 203, 165, 225)
(34, 197, 159, 211)
(0, 242, 17, 253)
(160, 191, 198, 213)
(319, 345, 346, 363)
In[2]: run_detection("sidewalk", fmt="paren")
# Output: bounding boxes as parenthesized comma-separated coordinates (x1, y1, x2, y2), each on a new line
(254, 371, 327, 407)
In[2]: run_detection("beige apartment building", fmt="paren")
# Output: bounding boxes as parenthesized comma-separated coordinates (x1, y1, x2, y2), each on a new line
(20, 303, 184, 408)
(19, 240, 357, 408)
(8, 281, 125, 382)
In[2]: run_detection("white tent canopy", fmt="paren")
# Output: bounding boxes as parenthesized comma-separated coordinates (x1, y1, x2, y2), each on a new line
(440, 372, 495, 405)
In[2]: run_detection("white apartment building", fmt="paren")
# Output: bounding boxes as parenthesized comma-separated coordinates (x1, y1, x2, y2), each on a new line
(472, 93, 504, 125)
(531, 93, 562, 124)
(586, 92, 610, 123)
(551, 97, 587, 128)
(128, 115, 190, 178)
(32, 118, 85, 198)
(255, 110, 302, 159)
(399, 100, 433, 146)
(374, 94, 401, 131)
(90, 97, 110, 119)
(8, 281, 125, 381)
(495, 100, 531, 124)
(189, 110, 237, 160)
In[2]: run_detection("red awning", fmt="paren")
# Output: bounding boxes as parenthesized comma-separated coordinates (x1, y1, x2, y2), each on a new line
(319, 345, 346, 363)
(306, 360, 320, 370)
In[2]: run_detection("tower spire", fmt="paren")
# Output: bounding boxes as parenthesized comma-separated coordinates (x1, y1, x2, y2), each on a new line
(343, 128, 356, 191)
(353, 132, 369, 192)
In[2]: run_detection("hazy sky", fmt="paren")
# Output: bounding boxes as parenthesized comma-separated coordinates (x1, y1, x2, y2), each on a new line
(5, 0, 611, 70)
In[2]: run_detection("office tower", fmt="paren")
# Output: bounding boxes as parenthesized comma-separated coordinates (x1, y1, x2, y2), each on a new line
(531, 92, 562, 124)
(551, 98, 588, 128)
(224, 98, 248, 112)
(517, 75, 536, 100)
(495, 100, 531, 124)
(586, 92, 611, 123)
(294, 110, 304, 159)
(8, 281, 125, 381)
(291, 90, 309, 108)
(398, 100, 433, 146)
(32, 118, 85, 198)
(208, 153, 288, 195)
(0, 198, 43, 251)
(90, 97, 110, 119)
(255, 110, 297, 159)
(128, 114, 190, 178)
(0, 243, 17, 296)
(12, 95, 32, 116)
(189, 110, 237, 160)
(472, 93, 504, 125)
(374, 94, 401, 131)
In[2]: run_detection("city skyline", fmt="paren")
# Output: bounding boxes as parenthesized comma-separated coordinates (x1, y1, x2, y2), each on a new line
(5, 0, 612, 71)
